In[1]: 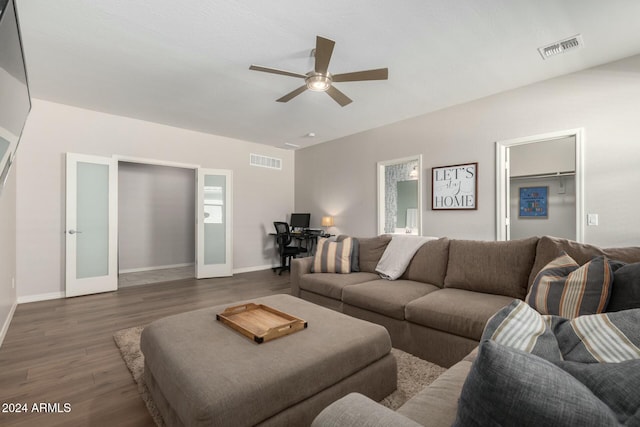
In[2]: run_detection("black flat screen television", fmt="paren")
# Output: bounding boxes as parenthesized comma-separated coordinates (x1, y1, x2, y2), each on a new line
(290, 213, 310, 230)
(0, 0, 31, 192)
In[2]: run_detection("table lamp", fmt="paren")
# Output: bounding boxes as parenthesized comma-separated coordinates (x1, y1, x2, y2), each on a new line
(321, 216, 334, 231)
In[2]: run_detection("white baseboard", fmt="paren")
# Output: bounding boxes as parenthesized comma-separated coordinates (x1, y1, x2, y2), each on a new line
(0, 301, 17, 348)
(233, 264, 274, 274)
(17, 291, 65, 304)
(15, 264, 274, 305)
(119, 262, 194, 274)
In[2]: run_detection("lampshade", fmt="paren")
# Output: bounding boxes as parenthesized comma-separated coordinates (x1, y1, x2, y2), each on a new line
(321, 216, 334, 227)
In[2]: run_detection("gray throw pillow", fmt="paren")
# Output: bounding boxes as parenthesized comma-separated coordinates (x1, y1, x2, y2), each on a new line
(454, 340, 619, 427)
(558, 359, 640, 425)
(607, 262, 640, 312)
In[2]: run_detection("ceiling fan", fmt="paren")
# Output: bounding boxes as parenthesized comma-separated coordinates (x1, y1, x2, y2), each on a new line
(249, 36, 388, 107)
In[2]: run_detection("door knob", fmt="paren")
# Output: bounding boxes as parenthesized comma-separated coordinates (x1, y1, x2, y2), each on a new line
(68, 229, 83, 234)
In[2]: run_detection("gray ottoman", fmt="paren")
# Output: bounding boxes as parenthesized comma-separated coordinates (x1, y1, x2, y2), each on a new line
(140, 294, 397, 427)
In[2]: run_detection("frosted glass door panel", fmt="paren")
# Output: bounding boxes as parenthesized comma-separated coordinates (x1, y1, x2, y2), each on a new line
(76, 162, 109, 278)
(66, 153, 118, 297)
(0, 137, 9, 160)
(204, 175, 226, 265)
(197, 169, 232, 278)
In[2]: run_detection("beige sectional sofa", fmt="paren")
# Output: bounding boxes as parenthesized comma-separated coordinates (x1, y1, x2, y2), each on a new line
(292, 235, 640, 426)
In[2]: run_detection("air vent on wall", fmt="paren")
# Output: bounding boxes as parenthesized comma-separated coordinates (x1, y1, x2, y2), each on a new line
(250, 153, 282, 170)
(538, 34, 583, 60)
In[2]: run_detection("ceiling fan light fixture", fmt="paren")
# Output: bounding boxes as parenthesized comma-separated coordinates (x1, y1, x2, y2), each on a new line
(249, 35, 388, 106)
(305, 73, 332, 92)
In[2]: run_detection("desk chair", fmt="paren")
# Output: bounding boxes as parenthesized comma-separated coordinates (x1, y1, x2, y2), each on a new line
(273, 222, 307, 275)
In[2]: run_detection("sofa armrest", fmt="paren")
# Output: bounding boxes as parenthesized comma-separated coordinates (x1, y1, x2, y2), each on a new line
(290, 257, 313, 297)
(312, 393, 422, 427)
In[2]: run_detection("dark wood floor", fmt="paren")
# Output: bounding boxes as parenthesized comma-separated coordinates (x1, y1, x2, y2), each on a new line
(0, 270, 291, 426)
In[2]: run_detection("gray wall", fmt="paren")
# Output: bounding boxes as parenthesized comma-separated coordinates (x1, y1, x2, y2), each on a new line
(295, 54, 640, 247)
(0, 162, 16, 344)
(118, 162, 195, 272)
(509, 137, 576, 240)
(510, 137, 575, 176)
(510, 177, 576, 240)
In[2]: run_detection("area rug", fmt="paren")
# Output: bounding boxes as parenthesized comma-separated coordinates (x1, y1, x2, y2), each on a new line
(114, 326, 446, 426)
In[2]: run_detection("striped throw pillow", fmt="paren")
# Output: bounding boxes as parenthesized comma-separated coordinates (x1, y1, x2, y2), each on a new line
(526, 253, 613, 319)
(551, 309, 640, 363)
(483, 299, 640, 363)
(482, 299, 561, 361)
(311, 238, 353, 274)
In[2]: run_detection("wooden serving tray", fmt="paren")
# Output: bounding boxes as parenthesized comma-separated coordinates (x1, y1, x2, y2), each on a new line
(216, 303, 307, 344)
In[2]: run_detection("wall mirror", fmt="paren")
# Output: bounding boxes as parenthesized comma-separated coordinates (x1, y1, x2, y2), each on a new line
(377, 155, 422, 235)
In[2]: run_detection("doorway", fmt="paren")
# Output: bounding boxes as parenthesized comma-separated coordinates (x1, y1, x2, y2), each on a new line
(496, 129, 584, 242)
(117, 161, 196, 287)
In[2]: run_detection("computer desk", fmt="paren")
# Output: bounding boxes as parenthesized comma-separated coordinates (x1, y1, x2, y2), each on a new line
(270, 229, 332, 256)
(291, 230, 332, 255)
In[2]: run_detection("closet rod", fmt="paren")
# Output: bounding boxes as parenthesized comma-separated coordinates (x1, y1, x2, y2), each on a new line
(510, 171, 575, 181)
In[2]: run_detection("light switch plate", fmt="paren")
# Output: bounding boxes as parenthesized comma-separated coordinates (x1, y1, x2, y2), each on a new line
(587, 214, 599, 226)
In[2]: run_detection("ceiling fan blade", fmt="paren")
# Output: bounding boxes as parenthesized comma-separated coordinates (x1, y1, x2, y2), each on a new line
(332, 68, 389, 83)
(314, 36, 335, 75)
(326, 86, 352, 107)
(249, 65, 306, 79)
(276, 85, 308, 103)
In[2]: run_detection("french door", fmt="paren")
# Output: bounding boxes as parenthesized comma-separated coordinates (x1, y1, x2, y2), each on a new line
(65, 153, 118, 297)
(65, 156, 233, 296)
(196, 168, 233, 278)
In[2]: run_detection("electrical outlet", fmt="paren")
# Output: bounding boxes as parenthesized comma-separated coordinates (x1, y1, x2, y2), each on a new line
(587, 214, 599, 226)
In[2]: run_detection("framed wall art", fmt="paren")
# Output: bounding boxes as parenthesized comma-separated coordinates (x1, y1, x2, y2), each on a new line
(432, 162, 477, 210)
(519, 186, 548, 218)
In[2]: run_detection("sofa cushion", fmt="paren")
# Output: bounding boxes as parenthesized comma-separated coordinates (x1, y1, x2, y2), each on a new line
(444, 237, 538, 299)
(342, 280, 439, 320)
(311, 237, 353, 274)
(405, 288, 514, 340)
(299, 272, 380, 300)
(608, 262, 640, 312)
(312, 393, 423, 427)
(397, 359, 472, 427)
(400, 237, 450, 287)
(454, 340, 620, 427)
(529, 235, 640, 288)
(358, 235, 392, 273)
(526, 253, 613, 319)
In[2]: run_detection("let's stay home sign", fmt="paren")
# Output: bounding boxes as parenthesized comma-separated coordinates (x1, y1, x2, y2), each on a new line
(432, 163, 477, 210)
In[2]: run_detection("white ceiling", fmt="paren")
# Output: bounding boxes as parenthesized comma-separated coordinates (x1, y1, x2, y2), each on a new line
(15, 0, 640, 149)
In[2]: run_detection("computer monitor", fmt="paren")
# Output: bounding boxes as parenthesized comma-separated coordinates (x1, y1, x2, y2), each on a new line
(290, 213, 310, 230)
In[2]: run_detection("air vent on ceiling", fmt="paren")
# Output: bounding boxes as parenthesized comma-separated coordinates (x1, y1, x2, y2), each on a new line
(250, 153, 282, 170)
(538, 34, 583, 60)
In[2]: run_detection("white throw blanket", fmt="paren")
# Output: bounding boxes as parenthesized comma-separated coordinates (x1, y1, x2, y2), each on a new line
(376, 235, 437, 280)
